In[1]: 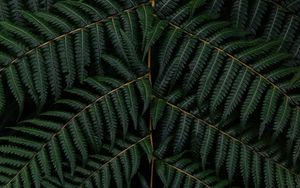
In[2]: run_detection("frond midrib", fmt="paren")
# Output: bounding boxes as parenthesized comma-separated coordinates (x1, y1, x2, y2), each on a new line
(159, 19, 300, 111)
(3, 74, 149, 186)
(153, 94, 300, 179)
(0, 2, 150, 73)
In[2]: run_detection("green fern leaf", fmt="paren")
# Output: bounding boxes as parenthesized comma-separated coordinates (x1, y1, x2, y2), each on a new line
(48, 138, 64, 185)
(5, 66, 24, 118)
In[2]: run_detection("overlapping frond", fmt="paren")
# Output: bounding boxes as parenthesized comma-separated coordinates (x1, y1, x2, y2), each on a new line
(207, 0, 300, 61)
(154, 1, 300, 155)
(1, 0, 300, 187)
(154, 1, 300, 187)
(153, 97, 300, 187)
(0, 0, 55, 22)
(0, 73, 151, 187)
(40, 135, 151, 188)
(0, 0, 151, 119)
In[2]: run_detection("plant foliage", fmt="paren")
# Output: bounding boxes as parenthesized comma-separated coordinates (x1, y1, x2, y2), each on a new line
(0, 0, 300, 187)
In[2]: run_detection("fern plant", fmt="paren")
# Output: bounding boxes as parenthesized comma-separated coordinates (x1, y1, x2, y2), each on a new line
(0, 0, 300, 187)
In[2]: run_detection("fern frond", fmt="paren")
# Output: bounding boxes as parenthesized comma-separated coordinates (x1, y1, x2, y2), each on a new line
(5, 66, 24, 118)
(0, 21, 40, 46)
(154, 11, 300, 148)
(231, 0, 248, 29)
(0, 0, 152, 115)
(153, 97, 300, 188)
(0, 74, 150, 187)
(41, 135, 151, 187)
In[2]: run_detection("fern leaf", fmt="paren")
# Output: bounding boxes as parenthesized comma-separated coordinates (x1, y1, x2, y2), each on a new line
(215, 134, 228, 176)
(121, 11, 138, 47)
(65, 1, 105, 21)
(96, 0, 121, 14)
(210, 59, 239, 114)
(42, 43, 62, 99)
(277, 16, 298, 51)
(231, 0, 248, 29)
(48, 138, 64, 185)
(240, 145, 251, 187)
(0, 21, 40, 46)
(136, 78, 151, 114)
(264, 159, 274, 188)
(197, 50, 225, 106)
(69, 121, 88, 165)
(35, 12, 72, 33)
(208, 0, 224, 13)
(151, 98, 166, 129)
(158, 28, 182, 75)
(276, 166, 286, 188)
(30, 50, 48, 110)
(188, 0, 206, 18)
(253, 150, 262, 187)
(5, 66, 24, 118)
(183, 43, 211, 91)
(111, 159, 123, 188)
(142, 20, 167, 60)
(101, 96, 117, 148)
(156, 37, 197, 94)
(111, 90, 129, 137)
(17, 59, 39, 108)
(21, 11, 57, 39)
(58, 129, 76, 176)
(173, 114, 191, 153)
(263, 7, 285, 40)
(74, 29, 90, 83)
(119, 29, 146, 73)
(20, 167, 32, 188)
(160, 107, 179, 140)
(90, 23, 105, 74)
(137, 5, 153, 50)
(293, 137, 300, 166)
(106, 17, 127, 61)
(102, 54, 135, 80)
(0, 1, 9, 21)
(287, 109, 300, 154)
(57, 36, 76, 87)
(29, 158, 41, 188)
(200, 128, 216, 169)
(223, 69, 251, 118)
(226, 140, 239, 182)
(273, 97, 291, 138)
(252, 53, 290, 72)
(241, 77, 267, 124)
(0, 78, 4, 112)
(54, 2, 88, 26)
(0, 33, 25, 54)
(247, 0, 268, 34)
(89, 104, 104, 148)
(123, 85, 139, 129)
(260, 88, 280, 136)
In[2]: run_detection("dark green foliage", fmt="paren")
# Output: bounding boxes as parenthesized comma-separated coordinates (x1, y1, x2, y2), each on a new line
(0, 0, 300, 187)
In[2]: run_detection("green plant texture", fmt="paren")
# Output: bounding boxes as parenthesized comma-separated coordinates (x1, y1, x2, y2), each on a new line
(0, 0, 300, 187)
